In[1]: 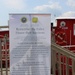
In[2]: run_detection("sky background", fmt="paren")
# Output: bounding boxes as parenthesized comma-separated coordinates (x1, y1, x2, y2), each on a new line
(0, 0, 75, 26)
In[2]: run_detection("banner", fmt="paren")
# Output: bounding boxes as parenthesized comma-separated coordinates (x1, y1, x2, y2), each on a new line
(9, 14, 51, 75)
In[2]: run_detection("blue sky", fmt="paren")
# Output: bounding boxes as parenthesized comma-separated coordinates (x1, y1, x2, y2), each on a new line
(0, 0, 75, 26)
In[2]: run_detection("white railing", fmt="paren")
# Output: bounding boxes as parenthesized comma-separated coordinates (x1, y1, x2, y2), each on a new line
(0, 37, 9, 75)
(51, 42, 75, 75)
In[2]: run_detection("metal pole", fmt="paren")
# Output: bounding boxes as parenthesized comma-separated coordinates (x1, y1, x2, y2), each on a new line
(0, 39, 3, 75)
(4, 37, 8, 75)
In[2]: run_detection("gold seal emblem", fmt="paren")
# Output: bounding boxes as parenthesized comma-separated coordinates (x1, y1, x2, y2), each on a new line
(32, 17, 38, 23)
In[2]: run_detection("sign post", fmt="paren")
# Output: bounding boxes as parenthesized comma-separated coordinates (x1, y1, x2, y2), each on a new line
(9, 14, 51, 75)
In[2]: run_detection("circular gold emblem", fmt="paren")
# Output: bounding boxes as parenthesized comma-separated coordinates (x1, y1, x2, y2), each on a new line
(32, 17, 38, 23)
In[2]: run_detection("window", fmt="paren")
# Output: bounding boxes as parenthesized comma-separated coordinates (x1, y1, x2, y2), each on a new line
(60, 21, 66, 27)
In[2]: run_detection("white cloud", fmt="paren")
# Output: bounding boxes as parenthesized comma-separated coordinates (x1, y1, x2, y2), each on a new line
(3, 0, 26, 10)
(60, 11, 75, 17)
(67, 0, 75, 7)
(34, 2, 61, 12)
(34, 2, 62, 22)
